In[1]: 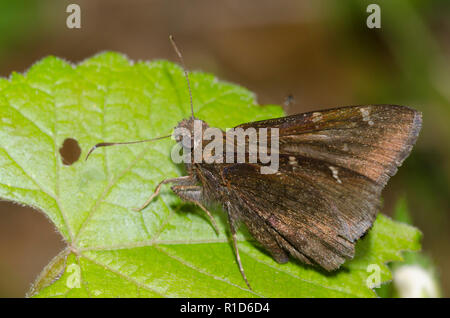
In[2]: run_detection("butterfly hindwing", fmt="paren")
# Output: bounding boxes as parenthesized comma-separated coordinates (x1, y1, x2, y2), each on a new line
(222, 161, 376, 270)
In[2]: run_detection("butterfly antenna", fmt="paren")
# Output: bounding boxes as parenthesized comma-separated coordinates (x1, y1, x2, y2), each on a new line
(284, 94, 295, 113)
(169, 35, 194, 118)
(85, 134, 171, 161)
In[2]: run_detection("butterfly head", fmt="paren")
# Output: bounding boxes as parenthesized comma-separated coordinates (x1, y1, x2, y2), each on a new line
(173, 117, 210, 152)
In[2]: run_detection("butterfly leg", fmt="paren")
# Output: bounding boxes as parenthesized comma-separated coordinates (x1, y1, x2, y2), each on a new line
(171, 185, 219, 234)
(133, 175, 195, 212)
(225, 207, 252, 290)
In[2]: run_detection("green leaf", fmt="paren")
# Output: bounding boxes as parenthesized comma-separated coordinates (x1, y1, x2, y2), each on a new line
(0, 52, 421, 297)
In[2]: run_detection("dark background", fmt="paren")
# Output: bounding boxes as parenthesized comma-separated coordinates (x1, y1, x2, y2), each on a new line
(0, 0, 449, 297)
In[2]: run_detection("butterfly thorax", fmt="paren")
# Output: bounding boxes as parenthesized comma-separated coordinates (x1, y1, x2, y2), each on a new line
(173, 117, 229, 201)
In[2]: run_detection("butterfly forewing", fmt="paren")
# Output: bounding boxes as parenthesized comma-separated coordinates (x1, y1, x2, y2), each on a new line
(236, 104, 422, 186)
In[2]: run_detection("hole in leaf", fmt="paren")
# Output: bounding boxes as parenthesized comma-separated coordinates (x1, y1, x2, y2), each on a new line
(59, 138, 81, 165)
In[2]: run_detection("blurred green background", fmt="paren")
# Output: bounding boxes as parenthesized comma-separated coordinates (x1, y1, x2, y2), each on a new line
(0, 0, 448, 297)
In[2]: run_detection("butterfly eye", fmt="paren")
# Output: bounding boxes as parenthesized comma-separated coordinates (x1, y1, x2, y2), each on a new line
(179, 134, 192, 149)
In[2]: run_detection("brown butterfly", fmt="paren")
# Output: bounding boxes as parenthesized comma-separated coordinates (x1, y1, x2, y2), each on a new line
(87, 36, 422, 289)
